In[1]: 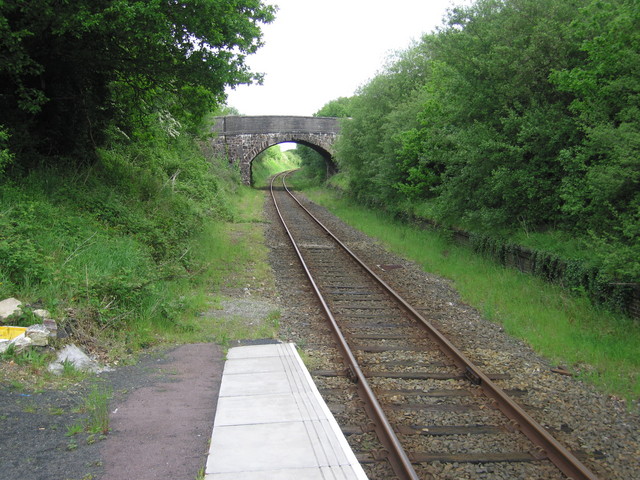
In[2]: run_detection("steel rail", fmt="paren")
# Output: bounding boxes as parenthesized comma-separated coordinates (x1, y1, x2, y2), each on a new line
(277, 172, 600, 480)
(270, 172, 420, 480)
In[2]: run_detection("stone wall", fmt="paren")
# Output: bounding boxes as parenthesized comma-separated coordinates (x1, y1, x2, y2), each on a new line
(428, 220, 640, 320)
(207, 116, 340, 185)
(212, 116, 341, 135)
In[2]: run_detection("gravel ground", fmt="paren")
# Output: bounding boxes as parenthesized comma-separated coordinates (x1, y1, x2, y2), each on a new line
(265, 190, 640, 480)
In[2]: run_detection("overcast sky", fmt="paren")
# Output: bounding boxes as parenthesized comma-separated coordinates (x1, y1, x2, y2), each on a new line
(225, 0, 462, 116)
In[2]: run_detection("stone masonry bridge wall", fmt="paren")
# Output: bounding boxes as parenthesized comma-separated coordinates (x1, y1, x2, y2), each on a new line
(207, 116, 340, 185)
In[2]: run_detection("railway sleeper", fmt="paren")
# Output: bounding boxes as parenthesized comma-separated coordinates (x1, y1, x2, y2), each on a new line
(365, 370, 510, 381)
(397, 424, 505, 436)
(409, 451, 541, 463)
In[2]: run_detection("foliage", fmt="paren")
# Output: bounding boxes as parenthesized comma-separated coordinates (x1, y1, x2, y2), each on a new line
(395, 0, 584, 229)
(84, 386, 111, 434)
(330, 0, 639, 281)
(1, 344, 51, 371)
(250, 145, 300, 188)
(292, 144, 330, 185)
(550, 0, 640, 278)
(66, 385, 112, 436)
(0, 0, 284, 370)
(336, 41, 433, 211)
(0, 127, 14, 175)
(0, 117, 239, 348)
(0, 0, 275, 164)
(314, 97, 354, 118)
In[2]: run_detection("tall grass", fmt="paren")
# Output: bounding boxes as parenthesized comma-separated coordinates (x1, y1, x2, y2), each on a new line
(0, 126, 243, 358)
(0, 125, 285, 377)
(297, 183, 639, 405)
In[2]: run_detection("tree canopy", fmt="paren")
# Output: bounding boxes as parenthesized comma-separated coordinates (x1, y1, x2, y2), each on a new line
(331, 0, 639, 279)
(0, 0, 275, 163)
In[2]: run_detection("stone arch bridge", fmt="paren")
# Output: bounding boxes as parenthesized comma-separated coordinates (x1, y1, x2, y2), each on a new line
(208, 116, 340, 185)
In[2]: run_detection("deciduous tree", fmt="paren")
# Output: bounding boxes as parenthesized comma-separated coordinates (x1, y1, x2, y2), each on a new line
(0, 0, 275, 164)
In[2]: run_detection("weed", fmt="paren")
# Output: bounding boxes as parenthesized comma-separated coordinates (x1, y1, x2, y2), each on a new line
(49, 406, 64, 415)
(195, 467, 205, 480)
(2, 346, 51, 373)
(66, 440, 78, 451)
(84, 385, 111, 434)
(0, 343, 16, 360)
(61, 359, 79, 377)
(66, 422, 83, 437)
(217, 332, 230, 347)
(296, 347, 320, 370)
(67, 385, 111, 435)
(256, 310, 280, 338)
(9, 380, 25, 391)
(0, 130, 241, 365)
(5, 306, 40, 328)
(266, 310, 281, 331)
(0, 133, 278, 387)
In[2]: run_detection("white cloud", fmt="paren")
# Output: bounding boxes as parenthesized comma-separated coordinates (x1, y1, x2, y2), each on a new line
(225, 0, 458, 116)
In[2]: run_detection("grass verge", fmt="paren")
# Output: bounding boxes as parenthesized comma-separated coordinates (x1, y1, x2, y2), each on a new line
(156, 186, 280, 347)
(291, 177, 639, 407)
(0, 179, 277, 386)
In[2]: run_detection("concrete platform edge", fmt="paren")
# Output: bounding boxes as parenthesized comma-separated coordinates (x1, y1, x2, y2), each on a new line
(204, 342, 368, 479)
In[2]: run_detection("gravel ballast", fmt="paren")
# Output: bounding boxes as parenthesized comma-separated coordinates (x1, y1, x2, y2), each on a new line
(265, 190, 640, 480)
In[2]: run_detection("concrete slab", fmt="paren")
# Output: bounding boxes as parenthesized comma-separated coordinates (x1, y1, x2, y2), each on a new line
(213, 393, 304, 425)
(226, 343, 284, 359)
(207, 421, 320, 472)
(205, 343, 368, 480)
(222, 355, 284, 374)
(206, 467, 328, 480)
(218, 370, 291, 396)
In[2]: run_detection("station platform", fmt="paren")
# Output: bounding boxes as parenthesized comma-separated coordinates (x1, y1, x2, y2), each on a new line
(205, 342, 368, 479)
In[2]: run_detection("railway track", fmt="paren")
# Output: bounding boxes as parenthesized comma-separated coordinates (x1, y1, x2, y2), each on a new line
(269, 171, 600, 480)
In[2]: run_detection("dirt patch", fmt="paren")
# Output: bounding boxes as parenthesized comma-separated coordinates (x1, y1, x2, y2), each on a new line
(101, 343, 223, 480)
(0, 343, 224, 480)
(210, 298, 279, 320)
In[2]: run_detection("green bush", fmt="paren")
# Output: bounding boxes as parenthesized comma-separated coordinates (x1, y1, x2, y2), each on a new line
(0, 118, 238, 341)
(329, 0, 639, 283)
(0, 127, 14, 175)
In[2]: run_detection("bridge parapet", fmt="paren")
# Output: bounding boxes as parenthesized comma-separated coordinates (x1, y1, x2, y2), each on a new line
(212, 115, 341, 135)
(207, 116, 340, 185)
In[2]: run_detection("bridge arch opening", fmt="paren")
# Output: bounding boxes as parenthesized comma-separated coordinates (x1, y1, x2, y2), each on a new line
(249, 140, 337, 187)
